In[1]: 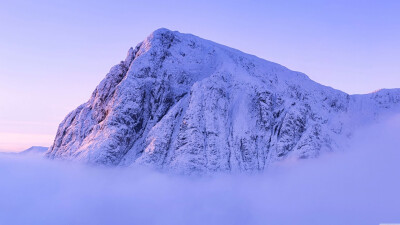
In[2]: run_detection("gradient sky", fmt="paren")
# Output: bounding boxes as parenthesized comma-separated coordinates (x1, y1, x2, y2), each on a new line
(0, 0, 399, 152)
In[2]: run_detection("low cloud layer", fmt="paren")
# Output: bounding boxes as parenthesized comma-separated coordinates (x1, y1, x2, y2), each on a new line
(1, 117, 400, 225)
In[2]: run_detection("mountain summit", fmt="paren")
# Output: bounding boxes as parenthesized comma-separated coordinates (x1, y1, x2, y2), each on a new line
(46, 28, 400, 174)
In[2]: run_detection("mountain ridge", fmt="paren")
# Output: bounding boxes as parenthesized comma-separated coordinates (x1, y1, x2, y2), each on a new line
(20, 146, 48, 155)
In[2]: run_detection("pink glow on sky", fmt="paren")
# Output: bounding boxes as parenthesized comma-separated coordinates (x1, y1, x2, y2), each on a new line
(0, 0, 399, 152)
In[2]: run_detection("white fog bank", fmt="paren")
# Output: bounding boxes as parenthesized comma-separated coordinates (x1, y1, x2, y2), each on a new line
(0, 117, 399, 225)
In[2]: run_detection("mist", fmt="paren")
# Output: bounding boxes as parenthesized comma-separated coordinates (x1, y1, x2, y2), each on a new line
(1, 117, 399, 225)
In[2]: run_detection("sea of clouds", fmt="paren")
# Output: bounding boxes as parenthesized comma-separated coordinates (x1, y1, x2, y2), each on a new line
(1, 116, 399, 225)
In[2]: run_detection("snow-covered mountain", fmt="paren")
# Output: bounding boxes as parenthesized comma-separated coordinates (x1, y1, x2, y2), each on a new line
(45, 28, 400, 174)
(20, 146, 48, 155)
(0, 146, 48, 155)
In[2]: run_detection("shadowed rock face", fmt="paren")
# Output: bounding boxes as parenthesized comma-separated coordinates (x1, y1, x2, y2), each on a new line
(46, 28, 400, 174)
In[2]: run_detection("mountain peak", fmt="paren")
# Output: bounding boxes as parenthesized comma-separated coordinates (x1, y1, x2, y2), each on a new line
(20, 146, 48, 155)
(150, 27, 174, 35)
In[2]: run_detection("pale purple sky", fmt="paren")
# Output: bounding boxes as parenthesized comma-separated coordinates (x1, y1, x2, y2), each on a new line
(0, 0, 399, 151)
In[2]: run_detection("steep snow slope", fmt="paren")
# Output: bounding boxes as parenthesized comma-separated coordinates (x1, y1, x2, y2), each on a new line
(46, 28, 400, 174)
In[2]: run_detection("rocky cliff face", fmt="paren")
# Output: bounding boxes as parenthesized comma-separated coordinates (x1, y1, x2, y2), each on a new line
(46, 28, 400, 174)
